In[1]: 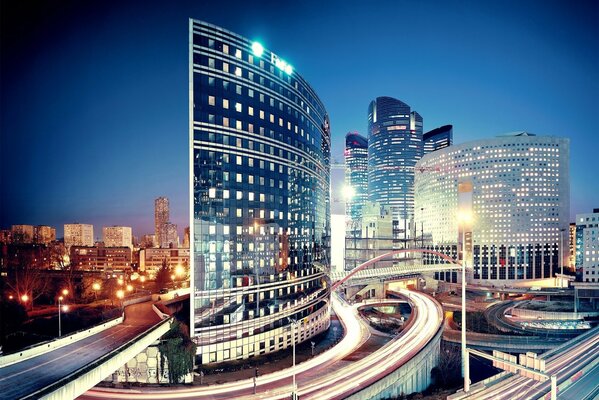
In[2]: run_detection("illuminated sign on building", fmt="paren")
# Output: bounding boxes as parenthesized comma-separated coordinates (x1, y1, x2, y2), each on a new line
(251, 41, 293, 75)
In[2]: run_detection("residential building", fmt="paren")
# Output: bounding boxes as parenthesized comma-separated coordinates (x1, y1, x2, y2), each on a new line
(139, 247, 190, 278)
(34, 225, 56, 244)
(423, 124, 453, 154)
(415, 132, 570, 285)
(64, 223, 94, 250)
(140, 234, 157, 248)
(103, 226, 133, 250)
(70, 244, 132, 271)
(11, 225, 35, 244)
(164, 222, 179, 248)
(190, 19, 331, 365)
(155, 197, 170, 247)
(575, 209, 599, 283)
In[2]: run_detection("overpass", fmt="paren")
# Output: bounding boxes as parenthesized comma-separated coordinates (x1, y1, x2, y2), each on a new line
(450, 325, 599, 399)
(0, 301, 172, 400)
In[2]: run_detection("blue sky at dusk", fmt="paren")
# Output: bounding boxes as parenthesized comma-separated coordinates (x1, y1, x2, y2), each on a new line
(1, 0, 597, 238)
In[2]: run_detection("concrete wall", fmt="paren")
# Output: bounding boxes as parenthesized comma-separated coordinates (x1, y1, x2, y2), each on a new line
(0, 316, 123, 368)
(104, 344, 192, 384)
(509, 303, 598, 320)
(346, 324, 443, 399)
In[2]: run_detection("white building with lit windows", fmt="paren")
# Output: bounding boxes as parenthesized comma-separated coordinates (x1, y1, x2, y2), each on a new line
(575, 209, 599, 283)
(414, 132, 569, 285)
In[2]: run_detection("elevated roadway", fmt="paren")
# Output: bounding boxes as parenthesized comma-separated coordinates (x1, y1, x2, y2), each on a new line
(451, 325, 599, 399)
(0, 302, 168, 400)
(81, 289, 443, 400)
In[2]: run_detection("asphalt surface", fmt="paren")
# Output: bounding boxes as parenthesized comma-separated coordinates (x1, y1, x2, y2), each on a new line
(0, 302, 160, 400)
(560, 361, 599, 400)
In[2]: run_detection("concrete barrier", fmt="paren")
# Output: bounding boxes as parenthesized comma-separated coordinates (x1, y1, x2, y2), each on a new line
(122, 294, 152, 307)
(509, 304, 598, 320)
(152, 303, 171, 320)
(0, 316, 123, 368)
(151, 287, 190, 302)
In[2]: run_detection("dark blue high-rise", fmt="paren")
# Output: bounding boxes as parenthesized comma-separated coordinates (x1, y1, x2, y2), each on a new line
(367, 97, 423, 223)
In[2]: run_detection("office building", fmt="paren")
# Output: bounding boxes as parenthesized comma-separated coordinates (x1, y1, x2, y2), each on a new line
(64, 223, 94, 250)
(569, 223, 576, 271)
(415, 132, 569, 285)
(190, 20, 331, 365)
(344, 132, 368, 227)
(367, 96, 423, 228)
(575, 209, 599, 283)
(423, 124, 452, 154)
(345, 201, 395, 271)
(103, 226, 133, 250)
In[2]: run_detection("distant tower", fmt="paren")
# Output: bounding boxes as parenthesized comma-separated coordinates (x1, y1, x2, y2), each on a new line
(367, 96, 423, 225)
(154, 197, 169, 247)
(344, 132, 368, 224)
(423, 125, 453, 154)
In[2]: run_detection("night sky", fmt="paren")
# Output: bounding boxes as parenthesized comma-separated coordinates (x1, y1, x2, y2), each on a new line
(1, 0, 598, 238)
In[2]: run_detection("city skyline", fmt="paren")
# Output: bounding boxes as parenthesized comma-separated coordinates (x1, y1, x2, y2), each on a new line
(2, 0, 598, 236)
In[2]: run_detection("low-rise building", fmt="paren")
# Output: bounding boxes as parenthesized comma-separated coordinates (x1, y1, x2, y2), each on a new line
(139, 247, 189, 278)
(70, 244, 132, 272)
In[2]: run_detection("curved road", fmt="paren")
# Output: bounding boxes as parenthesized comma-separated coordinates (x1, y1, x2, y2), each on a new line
(80, 289, 443, 400)
(0, 302, 161, 400)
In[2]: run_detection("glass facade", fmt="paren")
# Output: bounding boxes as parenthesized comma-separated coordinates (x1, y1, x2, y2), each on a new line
(367, 97, 423, 222)
(190, 20, 331, 365)
(344, 132, 368, 224)
(414, 132, 570, 284)
(423, 124, 453, 154)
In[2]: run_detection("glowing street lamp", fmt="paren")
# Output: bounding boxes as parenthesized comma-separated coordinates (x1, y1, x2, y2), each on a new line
(62, 288, 69, 297)
(175, 264, 185, 277)
(457, 209, 473, 393)
(92, 282, 101, 301)
(21, 294, 29, 303)
(126, 284, 133, 292)
(342, 184, 355, 201)
(58, 295, 66, 337)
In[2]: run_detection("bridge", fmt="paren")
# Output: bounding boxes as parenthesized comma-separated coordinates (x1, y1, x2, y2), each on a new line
(0, 301, 172, 400)
(450, 324, 599, 399)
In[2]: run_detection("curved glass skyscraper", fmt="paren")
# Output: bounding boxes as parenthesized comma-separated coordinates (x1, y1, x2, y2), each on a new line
(367, 97, 423, 223)
(190, 20, 331, 365)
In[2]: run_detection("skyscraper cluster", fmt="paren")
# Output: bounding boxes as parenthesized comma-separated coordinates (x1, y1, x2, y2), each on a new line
(344, 97, 453, 270)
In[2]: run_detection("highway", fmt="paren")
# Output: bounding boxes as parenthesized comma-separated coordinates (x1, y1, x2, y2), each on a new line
(559, 361, 599, 400)
(80, 289, 443, 400)
(0, 302, 161, 400)
(457, 325, 599, 399)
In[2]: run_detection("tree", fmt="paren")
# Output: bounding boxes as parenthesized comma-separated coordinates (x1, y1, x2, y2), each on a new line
(4, 248, 49, 308)
(156, 258, 172, 289)
(158, 320, 196, 384)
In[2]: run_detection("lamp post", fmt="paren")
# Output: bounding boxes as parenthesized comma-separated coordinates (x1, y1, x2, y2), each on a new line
(458, 211, 472, 393)
(559, 228, 565, 288)
(254, 221, 261, 319)
(288, 318, 299, 400)
(58, 295, 64, 337)
(92, 282, 101, 301)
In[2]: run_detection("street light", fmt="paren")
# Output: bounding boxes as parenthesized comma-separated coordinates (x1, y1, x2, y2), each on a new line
(288, 318, 299, 400)
(62, 289, 69, 297)
(92, 282, 101, 301)
(458, 210, 472, 393)
(58, 295, 64, 337)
